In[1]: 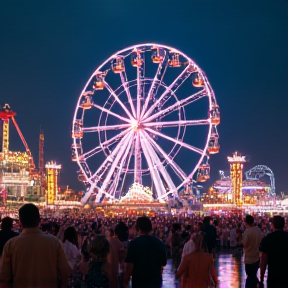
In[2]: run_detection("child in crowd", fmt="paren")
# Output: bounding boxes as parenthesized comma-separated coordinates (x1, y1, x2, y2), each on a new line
(84, 235, 111, 288)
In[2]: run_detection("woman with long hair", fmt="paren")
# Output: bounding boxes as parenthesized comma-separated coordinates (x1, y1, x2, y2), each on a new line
(63, 226, 81, 270)
(176, 232, 218, 288)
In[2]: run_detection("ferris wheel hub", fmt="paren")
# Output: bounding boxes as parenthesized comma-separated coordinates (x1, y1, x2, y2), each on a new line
(132, 120, 139, 131)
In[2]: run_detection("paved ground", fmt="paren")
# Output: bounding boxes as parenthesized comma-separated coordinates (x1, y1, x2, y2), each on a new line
(162, 250, 267, 288)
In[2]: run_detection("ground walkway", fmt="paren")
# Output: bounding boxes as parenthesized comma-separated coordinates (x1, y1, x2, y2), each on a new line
(162, 250, 267, 288)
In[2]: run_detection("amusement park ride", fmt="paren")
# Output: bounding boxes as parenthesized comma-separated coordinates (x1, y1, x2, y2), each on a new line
(202, 154, 276, 206)
(71, 43, 221, 204)
(0, 104, 35, 172)
(245, 165, 275, 196)
(0, 104, 45, 200)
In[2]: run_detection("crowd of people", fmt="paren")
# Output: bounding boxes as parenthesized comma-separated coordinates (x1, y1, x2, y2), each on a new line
(0, 205, 288, 288)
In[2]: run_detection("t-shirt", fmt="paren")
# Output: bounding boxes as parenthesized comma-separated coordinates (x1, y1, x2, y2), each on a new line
(242, 226, 262, 264)
(0, 228, 71, 288)
(62, 240, 81, 270)
(259, 230, 288, 285)
(125, 234, 167, 288)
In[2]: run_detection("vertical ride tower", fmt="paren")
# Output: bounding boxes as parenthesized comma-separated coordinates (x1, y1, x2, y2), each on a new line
(228, 152, 246, 205)
(0, 104, 35, 197)
(45, 161, 61, 205)
(0, 105, 15, 152)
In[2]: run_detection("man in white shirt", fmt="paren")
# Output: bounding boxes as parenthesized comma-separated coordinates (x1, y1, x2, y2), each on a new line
(243, 214, 262, 287)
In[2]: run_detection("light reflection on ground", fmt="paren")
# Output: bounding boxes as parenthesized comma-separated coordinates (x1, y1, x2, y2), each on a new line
(162, 250, 267, 288)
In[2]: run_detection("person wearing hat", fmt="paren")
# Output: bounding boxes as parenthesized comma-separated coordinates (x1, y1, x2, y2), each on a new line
(259, 215, 288, 288)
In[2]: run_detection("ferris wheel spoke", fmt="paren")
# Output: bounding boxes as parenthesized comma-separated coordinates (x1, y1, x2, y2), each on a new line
(136, 51, 145, 120)
(95, 190, 114, 203)
(143, 89, 207, 123)
(134, 132, 142, 184)
(107, 134, 134, 198)
(158, 190, 176, 200)
(81, 186, 94, 204)
(98, 131, 134, 195)
(82, 123, 131, 133)
(142, 65, 195, 120)
(142, 133, 177, 194)
(106, 175, 118, 197)
(80, 147, 101, 161)
(118, 135, 134, 176)
(140, 51, 169, 118)
(120, 71, 136, 118)
(80, 128, 132, 160)
(142, 130, 187, 181)
(175, 179, 192, 192)
(107, 181, 118, 198)
(92, 103, 131, 124)
(104, 82, 134, 120)
(146, 127, 204, 155)
(88, 131, 132, 182)
(119, 140, 134, 196)
(118, 135, 134, 175)
(144, 119, 209, 128)
(140, 131, 167, 199)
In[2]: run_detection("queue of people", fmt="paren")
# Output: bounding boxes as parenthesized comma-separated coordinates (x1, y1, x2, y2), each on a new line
(0, 204, 288, 287)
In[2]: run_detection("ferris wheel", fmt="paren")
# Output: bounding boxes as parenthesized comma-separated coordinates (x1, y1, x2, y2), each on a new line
(71, 43, 220, 203)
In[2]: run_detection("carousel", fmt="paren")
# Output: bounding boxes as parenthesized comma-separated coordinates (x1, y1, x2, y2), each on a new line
(93, 182, 167, 216)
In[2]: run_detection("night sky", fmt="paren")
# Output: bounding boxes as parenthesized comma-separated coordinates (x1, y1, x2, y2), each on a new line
(0, 0, 287, 193)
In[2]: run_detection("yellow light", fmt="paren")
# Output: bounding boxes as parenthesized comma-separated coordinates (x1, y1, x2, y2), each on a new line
(45, 161, 61, 205)
(228, 152, 246, 206)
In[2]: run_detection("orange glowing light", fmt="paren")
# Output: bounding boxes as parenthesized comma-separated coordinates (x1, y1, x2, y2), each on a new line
(132, 120, 139, 131)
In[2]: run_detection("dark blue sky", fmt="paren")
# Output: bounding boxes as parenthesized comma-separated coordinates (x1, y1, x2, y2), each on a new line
(0, 0, 287, 192)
